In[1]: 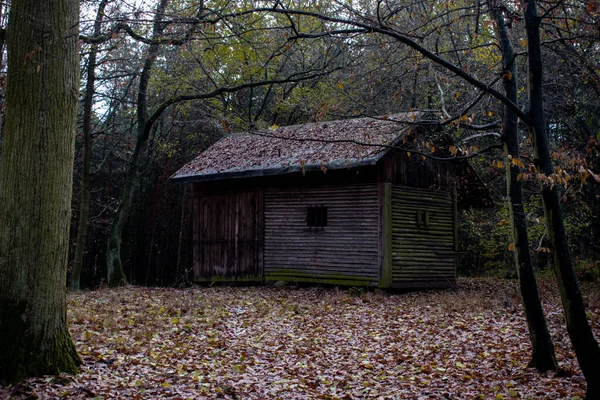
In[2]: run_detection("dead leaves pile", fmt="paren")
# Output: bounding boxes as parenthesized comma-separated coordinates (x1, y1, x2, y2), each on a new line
(2, 278, 598, 399)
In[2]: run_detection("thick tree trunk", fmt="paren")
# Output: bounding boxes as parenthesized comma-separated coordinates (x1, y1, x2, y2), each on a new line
(72, 0, 109, 291)
(0, 0, 81, 382)
(491, 3, 557, 372)
(525, 1, 600, 397)
(105, 0, 170, 287)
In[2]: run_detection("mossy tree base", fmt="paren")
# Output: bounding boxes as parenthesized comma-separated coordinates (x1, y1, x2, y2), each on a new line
(106, 236, 128, 288)
(0, 303, 81, 382)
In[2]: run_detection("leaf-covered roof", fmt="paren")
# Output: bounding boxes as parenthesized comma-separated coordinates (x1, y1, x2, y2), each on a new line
(171, 113, 416, 183)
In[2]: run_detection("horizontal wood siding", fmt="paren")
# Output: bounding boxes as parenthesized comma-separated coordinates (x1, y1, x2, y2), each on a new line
(390, 185, 456, 288)
(264, 184, 380, 286)
(193, 190, 263, 281)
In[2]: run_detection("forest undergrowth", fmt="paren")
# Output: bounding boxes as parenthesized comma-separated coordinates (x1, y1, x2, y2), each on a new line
(1, 278, 598, 399)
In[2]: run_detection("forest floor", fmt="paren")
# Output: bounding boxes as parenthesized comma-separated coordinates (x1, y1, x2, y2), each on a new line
(1, 278, 599, 399)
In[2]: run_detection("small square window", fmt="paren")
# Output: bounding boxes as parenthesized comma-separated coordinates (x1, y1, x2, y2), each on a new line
(307, 206, 327, 228)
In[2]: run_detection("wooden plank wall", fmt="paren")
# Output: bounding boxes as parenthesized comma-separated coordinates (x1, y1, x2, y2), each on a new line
(380, 150, 455, 189)
(264, 184, 380, 286)
(193, 190, 264, 281)
(390, 185, 456, 288)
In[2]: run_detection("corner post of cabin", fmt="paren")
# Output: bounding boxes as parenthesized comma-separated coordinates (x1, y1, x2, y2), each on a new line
(452, 181, 459, 283)
(379, 182, 392, 287)
(452, 182, 459, 253)
(191, 183, 202, 281)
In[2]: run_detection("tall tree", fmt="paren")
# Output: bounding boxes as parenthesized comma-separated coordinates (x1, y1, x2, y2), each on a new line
(524, 0, 600, 396)
(72, 0, 110, 291)
(0, 0, 81, 382)
(105, 0, 170, 286)
(490, 0, 557, 372)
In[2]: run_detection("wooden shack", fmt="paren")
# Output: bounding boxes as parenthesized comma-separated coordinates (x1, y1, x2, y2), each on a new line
(171, 114, 462, 288)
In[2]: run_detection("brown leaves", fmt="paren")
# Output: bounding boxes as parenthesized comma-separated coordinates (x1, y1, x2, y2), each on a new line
(172, 114, 417, 180)
(1, 280, 596, 399)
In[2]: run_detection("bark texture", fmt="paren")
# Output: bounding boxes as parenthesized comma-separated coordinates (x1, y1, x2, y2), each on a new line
(0, 0, 81, 382)
(491, 2, 557, 372)
(525, 1, 600, 397)
(72, 0, 109, 291)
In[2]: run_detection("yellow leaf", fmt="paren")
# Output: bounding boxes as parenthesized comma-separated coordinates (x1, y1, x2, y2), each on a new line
(508, 243, 515, 251)
(488, 111, 493, 117)
(449, 146, 458, 156)
(269, 124, 279, 132)
(517, 173, 523, 181)
(232, 364, 245, 373)
(161, 382, 171, 387)
(520, 39, 527, 47)
(511, 158, 525, 168)
(407, 152, 411, 158)
(171, 317, 179, 324)
(337, 82, 344, 90)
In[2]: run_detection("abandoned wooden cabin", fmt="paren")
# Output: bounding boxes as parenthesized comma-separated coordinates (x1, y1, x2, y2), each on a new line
(171, 114, 467, 289)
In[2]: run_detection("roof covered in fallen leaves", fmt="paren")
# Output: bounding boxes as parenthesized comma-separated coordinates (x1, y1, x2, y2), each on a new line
(171, 114, 416, 183)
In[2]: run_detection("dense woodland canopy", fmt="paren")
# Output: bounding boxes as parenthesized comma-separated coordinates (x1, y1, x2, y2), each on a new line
(0, 0, 599, 394)
(40, 0, 597, 288)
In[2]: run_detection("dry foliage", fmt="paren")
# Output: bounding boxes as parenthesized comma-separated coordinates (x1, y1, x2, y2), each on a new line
(172, 114, 415, 180)
(1, 278, 599, 399)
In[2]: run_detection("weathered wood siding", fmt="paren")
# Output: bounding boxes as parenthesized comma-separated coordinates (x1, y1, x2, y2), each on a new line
(193, 189, 264, 281)
(379, 150, 455, 189)
(264, 184, 380, 286)
(390, 185, 456, 288)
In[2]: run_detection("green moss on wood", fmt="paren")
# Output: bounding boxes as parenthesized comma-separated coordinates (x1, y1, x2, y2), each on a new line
(194, 275, 262, 283)
(265, 269, 374, 286)
(0, 301, 81, 383)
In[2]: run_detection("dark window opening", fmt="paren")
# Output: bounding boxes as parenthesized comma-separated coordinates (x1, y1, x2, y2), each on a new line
(307, 206, 327, 228)
(416, 210, 430, 227)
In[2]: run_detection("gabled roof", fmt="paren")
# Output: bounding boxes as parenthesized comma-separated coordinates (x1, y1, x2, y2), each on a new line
(171, 113, 416, 184)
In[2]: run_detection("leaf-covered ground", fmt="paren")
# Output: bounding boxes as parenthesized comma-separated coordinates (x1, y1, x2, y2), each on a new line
(2, 278, 599, 399)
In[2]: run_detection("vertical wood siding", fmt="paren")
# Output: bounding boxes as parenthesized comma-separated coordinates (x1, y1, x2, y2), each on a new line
(193, 190, 263, 281)
(264, 184, 380, 286)
(390, 185, 456, 288)
(381, 151, 455, 189)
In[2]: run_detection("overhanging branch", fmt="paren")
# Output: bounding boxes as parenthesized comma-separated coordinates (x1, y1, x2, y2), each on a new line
(143, 68, 342, 140)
